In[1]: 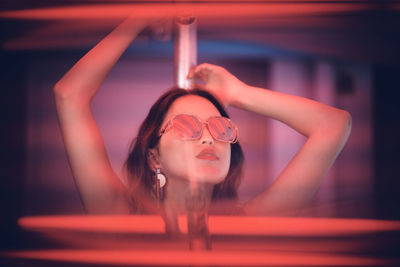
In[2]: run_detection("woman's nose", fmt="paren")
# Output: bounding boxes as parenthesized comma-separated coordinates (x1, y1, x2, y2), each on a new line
(200, 125, 214, 145)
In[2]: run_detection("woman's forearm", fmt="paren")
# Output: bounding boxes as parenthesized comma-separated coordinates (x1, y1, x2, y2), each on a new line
(54, 18, 145, 104)
(190, 63, 350, 137)
(51, 19, 146, 213)
(190, 63, 352, 215)
(230, 84, 351, 138)
(233, 84, 351, 215)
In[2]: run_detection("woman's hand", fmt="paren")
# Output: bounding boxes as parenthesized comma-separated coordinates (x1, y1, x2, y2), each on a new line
(188, 63, 247, 107)
(123, 9, 172, 37)
(119, 17, 157, 36)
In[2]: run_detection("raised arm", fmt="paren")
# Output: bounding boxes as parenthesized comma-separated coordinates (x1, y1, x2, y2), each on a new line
(189, 63, 352, 216)
(54, 18, 147, 214)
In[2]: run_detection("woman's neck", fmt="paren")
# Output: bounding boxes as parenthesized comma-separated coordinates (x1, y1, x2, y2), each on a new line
(161, 178, 213, 234)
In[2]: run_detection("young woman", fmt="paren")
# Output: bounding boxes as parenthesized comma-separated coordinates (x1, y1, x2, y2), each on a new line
(53, 17, 351, 229)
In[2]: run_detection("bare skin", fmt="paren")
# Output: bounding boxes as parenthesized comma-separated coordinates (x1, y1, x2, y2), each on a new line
(147, 95, 232, 231)
(188, 64, 352, 216)
(53, 18, 148, 214)
(54, 18, 351, 217)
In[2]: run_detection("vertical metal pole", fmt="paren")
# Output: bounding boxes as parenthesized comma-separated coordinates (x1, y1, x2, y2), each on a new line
(174, 16, 197, 89)
(174, 16, 210, 250)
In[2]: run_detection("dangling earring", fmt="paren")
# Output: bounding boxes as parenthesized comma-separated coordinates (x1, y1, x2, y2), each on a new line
(156, 168, 166, 188)
(155, 168, 166, 206)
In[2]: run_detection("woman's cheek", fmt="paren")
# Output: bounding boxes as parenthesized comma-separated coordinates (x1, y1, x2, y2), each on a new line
(159, 138, 198, 180)
(220, 145, 231, 178)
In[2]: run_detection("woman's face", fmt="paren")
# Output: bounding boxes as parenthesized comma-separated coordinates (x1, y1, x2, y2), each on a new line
(156, 95, 231, 184)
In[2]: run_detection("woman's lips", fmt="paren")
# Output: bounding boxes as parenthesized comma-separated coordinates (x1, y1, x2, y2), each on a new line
(196, 148, 219, 161)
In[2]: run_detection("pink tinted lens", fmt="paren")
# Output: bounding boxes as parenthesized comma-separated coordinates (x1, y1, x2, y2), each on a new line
(172, 114, 202, 139)
(208, 117, 236, 142)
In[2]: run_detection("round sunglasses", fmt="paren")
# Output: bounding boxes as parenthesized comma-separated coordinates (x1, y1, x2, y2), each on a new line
(159, 114, 238, 143)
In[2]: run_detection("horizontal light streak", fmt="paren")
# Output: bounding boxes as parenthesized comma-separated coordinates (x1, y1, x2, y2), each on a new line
(0, 3, 373, 20)
(2, 249, 392, 266)
(18, 215, 400, 236)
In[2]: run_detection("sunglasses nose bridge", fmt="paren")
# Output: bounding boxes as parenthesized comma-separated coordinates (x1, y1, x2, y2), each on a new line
(199, 122, 214, 143)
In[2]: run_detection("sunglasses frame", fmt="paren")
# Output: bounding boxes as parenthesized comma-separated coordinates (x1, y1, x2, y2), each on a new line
(159, 113, 238, 144)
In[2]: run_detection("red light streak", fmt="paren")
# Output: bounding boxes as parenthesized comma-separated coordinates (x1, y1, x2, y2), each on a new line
(3, 249, 392, 266)
(3, 216, 397, 266)
(0, 3, 373, 20)
(18, 215, 400, 236)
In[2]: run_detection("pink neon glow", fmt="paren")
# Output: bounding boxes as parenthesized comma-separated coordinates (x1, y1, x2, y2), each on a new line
(0, 3, 371, 20)
(4, 249, 391, 266)
(18, 215, 400, 236)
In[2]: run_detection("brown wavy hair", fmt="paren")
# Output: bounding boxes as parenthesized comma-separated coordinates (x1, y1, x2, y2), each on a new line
(124, 87, 244, 211)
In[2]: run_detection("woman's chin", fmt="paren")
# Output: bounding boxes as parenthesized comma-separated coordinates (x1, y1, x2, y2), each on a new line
(191, 170, 226, 184)
(172, 166, 228, 184)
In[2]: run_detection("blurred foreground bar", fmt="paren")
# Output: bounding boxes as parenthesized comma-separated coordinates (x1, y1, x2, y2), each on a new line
(1, 215, 399, 266)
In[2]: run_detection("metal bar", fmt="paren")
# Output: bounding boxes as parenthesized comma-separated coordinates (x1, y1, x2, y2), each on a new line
(174, 16, 197, 89)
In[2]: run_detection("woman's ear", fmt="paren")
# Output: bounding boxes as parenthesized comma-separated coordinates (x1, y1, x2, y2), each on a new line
(147, 148, 161, 172)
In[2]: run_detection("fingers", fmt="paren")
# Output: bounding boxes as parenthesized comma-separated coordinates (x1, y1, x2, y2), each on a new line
(125, 9, 172, 29)
(193, 83, 208, 91)
(187, 67, 195, 79)
(187, 63, 215, 80)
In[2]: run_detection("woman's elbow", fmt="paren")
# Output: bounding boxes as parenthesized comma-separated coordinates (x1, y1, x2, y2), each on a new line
(319, 109, 352, 142)
(53, 81, 69, 101)
(339, 110, 352, 137)
(329, 109, 352, 146)
(53, 82, 90, 106)
(53, 81, 61, 94)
